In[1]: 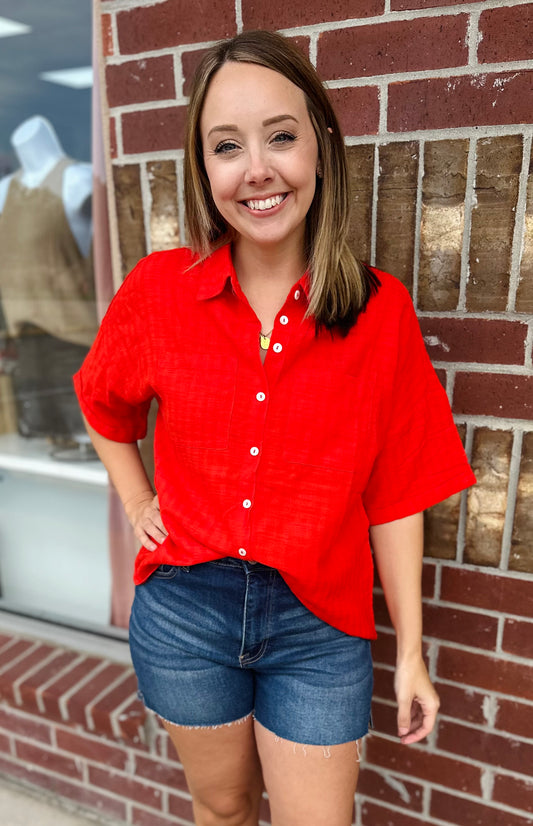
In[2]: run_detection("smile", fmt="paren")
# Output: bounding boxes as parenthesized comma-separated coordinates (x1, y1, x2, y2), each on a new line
(242, 193, 287, 211)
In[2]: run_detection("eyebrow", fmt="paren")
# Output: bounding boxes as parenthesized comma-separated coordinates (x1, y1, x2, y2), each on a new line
(207, 114, 298, 138)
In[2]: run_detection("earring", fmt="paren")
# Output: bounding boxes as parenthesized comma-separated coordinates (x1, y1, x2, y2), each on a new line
(316, 161, 323, 178)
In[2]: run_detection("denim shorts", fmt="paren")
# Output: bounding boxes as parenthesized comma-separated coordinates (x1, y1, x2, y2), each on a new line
(129, 558, 373, 746)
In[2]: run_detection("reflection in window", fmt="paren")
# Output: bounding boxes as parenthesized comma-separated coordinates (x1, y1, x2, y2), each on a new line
(0, 3, 114, 631)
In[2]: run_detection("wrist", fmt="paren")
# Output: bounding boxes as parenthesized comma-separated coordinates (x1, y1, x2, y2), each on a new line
(123, 490, 155, 518)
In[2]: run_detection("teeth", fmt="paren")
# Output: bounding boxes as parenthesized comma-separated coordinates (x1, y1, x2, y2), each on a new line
(245, 194, 285, 211)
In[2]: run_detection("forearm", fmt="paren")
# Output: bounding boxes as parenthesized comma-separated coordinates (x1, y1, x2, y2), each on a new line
(370, 512, 424, 662)
(82, 416, 154, 516)
(370, 511, 439, 743)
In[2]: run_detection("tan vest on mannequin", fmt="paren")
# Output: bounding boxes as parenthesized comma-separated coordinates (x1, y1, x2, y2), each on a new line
(0, 157, 97, 347)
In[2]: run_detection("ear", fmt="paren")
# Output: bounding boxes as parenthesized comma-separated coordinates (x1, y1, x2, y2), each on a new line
(327, 127, 333, 134)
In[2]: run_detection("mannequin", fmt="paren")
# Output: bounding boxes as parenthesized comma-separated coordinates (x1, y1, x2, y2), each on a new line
(0, 116, 97, 441)
(0, 115, 93, 257)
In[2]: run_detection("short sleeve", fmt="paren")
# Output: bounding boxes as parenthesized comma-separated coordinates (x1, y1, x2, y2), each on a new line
(362, 291, 475, 525)
(73, 260, 153, 442)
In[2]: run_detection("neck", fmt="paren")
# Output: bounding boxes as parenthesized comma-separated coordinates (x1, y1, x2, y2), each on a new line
(232, 237, 306, 293)
(12, 116, 65, 188)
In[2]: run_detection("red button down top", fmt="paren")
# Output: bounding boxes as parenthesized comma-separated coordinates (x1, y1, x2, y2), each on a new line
(74, 244, 475, 637)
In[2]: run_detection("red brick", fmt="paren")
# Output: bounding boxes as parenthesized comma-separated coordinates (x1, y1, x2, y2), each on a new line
(453, 372, 533, 420)
(358, 766, 424, 811)
(106, 57, 176, 108)
(0, 639, 35, 671)
(112, 695, 146, 742)
(168, 794, 195, 822)
(432, 789, 533, 826)
(502, 618, 533, 660)
(89, 671, 138, 735)
(122, 106, 187, 154)
(392, 0, 484, 7)
(422, 603, 498, 650)
(0, 644, 55, 704)
(133, 806, 187, 826)
(388, 71, 533, 133)
(0, 634, 14, 650)
(66, 663, 128, 725)
(370, 698, 399, 738)
(17, 650, 80, 713)
(361, 801, 426, 826)
(439, 719, 533, 775)
(440, 568, 533, 618)
(366, 735, 482, 794)
(181, 47, 210, 97)
(0, 730, 11, 754)
(109, 116, 117, 159)
(437, 647, 533, 701)
(101, 13, 113, 57)
(327, 86, 379, 137)
(116, 0, 235, 53)
(420, 318, 528, 365)
(479, 4, 533, 65)
(493, 773, 533, 814)
(372, 629, 396, 667)
(89, 765, 163, 809)
(496, 698, 533, 740)
(0, 707, 52, 744)
(433, 683, 489, 727)
(0, 755, 127, 821)
(40, 656, 101, 720)
(135, 754, 189, 793)
(242, 0, 384, 30)
(372, 665, 396, 702)
(422, 563, 437, 598)
(318, 15, 467, 80)
(56, 729, 128, 770)
(15, 740, 83, 780)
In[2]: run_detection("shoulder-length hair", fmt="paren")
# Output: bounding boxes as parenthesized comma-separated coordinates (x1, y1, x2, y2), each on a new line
(184, 29, 378, 335)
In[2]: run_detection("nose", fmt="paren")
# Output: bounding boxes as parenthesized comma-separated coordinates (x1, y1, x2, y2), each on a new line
(244, 146, 273, 185)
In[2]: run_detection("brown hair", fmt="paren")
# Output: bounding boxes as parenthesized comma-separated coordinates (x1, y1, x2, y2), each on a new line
(184, 29, 378, 334)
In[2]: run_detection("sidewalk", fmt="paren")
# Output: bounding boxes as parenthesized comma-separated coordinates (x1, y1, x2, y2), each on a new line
(0, 778, 113, 826)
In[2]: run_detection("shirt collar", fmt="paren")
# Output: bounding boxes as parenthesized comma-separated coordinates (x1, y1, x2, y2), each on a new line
(195, 242, 311, 303)
(195, 243, 237, 301)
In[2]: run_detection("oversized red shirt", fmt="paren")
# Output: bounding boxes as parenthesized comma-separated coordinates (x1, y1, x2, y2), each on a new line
(74, 244, 475, 637)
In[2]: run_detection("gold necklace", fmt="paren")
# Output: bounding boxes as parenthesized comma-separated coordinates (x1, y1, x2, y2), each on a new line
(259, 329, 273, 350)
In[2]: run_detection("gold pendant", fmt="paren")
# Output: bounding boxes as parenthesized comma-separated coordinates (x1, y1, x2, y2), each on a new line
(259, 333, 271, 350)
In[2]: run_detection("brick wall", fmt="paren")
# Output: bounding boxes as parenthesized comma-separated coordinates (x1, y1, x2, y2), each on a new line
(1, 1, 532, 824)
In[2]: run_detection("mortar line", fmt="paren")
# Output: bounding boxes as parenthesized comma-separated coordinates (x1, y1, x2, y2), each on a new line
(370, 143, 380, 267)
(139, 161, 152, 255)
(235, 0, 243, 33)
(412, 139, 424, 308)
(457, 422, 475, 563)
(508, 134, 532, 311)
(500, 428, 524, 571)
(458, 138, 478, 311)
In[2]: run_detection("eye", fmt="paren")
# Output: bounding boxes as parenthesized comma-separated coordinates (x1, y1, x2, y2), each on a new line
(271, 131, 296, 145)
(213, 140, 240, 155)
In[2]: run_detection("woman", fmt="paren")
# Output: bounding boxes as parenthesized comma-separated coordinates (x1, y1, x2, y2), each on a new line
(75, 30, 475, 826)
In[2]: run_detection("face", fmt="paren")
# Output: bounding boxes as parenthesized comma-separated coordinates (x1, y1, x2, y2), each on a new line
(200, 61, 319, 257)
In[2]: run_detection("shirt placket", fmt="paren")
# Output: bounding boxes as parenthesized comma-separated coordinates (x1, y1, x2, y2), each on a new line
(236, 283, 306, 560)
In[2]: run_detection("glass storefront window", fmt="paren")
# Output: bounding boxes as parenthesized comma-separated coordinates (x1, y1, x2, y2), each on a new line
(0, 3, 118, 633)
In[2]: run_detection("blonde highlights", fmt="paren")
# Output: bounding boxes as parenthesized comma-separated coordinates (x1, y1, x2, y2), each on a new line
(184, 30, 378, 334)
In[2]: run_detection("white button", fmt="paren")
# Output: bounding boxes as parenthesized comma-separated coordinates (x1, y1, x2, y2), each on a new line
(243, 499, 252, 509)
(294, 290, 301, 300)
(272, 343, 283, 353)
(238, 548, 247, 557)
(280, 315, 288, 325)
(256, 391, 266, 402)
(250, 446, 259, 456)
